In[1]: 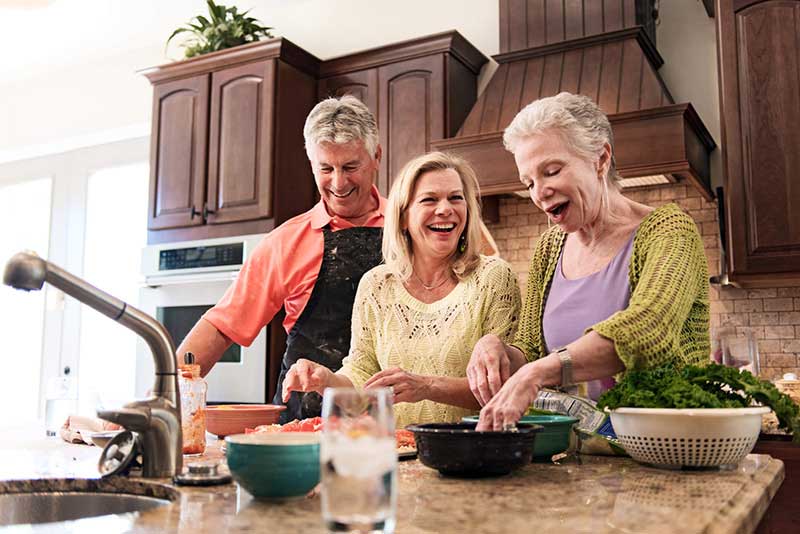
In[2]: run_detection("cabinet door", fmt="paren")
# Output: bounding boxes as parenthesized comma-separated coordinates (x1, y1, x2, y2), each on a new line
(718, 0, 800, 281)
(318, 69, 379, 120)
(148, 75, 208, 230)
(378, 55, 445, 194)
(206, 60, 276, 225)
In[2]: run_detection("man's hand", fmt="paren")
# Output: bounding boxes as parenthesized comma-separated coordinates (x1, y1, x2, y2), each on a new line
(476, 362, 540, 431)
(467, 334, 511, 406)
(364, 367, 431, 404)
(281, 359, 334, 402)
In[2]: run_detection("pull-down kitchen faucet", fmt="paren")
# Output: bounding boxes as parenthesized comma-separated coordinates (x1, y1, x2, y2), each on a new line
(3, 251, 182, 478)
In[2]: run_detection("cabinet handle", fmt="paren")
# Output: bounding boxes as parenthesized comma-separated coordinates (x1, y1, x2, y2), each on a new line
(190, 206, 202, 220)
(203, 205, 216, 220)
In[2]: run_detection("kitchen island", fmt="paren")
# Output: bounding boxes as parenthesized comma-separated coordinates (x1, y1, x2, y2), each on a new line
(0, 433, 784, 533)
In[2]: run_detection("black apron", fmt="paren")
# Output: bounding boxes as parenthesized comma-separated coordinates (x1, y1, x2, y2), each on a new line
(273, 225, 383, 422)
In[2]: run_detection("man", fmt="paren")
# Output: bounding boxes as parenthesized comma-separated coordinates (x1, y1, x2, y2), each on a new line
(177, 96, 385, 422)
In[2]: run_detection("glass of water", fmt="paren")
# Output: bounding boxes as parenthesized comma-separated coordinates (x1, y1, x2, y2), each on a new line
(320, 387, 396, 534)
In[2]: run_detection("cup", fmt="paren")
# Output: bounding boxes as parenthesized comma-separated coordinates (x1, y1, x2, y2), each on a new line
(712, 328, 760, 376)
(320, 388, 396, 534)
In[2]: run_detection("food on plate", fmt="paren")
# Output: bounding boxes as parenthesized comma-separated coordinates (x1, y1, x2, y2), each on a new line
(246, 417, 417, 452)
(597, 363, 800, 441)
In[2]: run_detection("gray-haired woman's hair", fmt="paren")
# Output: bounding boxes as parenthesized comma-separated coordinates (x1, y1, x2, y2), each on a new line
(503, 92, 620, 185)
(383, 152, 483, 282)
(303, 95, 380, 158)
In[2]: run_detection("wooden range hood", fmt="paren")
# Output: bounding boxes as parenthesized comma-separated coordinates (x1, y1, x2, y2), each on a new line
(432, 0, 716, 201)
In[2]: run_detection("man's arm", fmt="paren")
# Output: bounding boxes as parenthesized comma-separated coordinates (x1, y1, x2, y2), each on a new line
(176, 318, 233, 377)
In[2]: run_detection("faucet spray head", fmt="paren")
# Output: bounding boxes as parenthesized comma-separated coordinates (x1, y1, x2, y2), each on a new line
(3, 251, 46, 291)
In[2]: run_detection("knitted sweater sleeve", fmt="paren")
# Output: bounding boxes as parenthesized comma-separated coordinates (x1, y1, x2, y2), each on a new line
(590, 208, 708, 371)
(479, 258, 522, 343)
(337, 270, 382, 388)
(510, 227, 562, 362)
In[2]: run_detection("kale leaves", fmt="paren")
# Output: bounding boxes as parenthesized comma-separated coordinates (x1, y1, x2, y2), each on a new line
(597, 363, 800, 442)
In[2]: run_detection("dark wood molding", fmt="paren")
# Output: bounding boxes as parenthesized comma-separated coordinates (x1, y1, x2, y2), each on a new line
(147, 218, 276, 245)
(493, 26, 664, 71)
(432, 103, 716, 200)
(140, 38, 320, 84)
(319, 30, 488, 77)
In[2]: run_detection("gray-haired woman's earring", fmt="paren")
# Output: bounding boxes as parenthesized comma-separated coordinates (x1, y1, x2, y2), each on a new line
(458, 233, 467, 253)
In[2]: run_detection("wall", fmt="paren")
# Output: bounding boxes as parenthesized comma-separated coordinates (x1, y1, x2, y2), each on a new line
(486, 186, 800, 380)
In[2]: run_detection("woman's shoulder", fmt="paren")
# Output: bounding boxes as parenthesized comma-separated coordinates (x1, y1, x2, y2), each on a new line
(472, 255, 518, 287)
(358, 264, 397, 291)
(638, 203, 700, 238)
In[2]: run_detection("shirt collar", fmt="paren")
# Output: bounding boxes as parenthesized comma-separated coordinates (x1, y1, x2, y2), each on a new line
(310, 185, 386, 230)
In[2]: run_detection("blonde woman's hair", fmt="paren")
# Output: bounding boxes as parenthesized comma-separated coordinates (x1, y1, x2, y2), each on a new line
(503, 92, 620, 187)
(383, 152, 483, 281)
(303, 95, 379, 157)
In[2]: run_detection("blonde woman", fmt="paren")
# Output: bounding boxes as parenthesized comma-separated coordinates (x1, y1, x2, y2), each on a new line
(282, 152, 521, 427)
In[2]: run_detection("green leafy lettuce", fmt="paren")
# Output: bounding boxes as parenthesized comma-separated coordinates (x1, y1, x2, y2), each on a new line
(597, 363, 800, 442)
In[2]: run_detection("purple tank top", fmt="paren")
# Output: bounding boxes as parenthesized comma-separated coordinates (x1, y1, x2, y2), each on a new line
(542, 230, 637, 400)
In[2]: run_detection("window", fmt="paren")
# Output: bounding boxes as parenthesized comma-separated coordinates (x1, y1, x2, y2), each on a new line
(77, 163, 148, 414)
(0, 178, 52, 424)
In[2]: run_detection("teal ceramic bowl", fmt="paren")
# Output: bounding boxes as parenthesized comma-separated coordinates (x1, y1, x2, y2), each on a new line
(225, 432, 320, 499)
(461, 415, 579, 460)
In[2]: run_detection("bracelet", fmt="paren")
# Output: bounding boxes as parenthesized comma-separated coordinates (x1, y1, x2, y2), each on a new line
(556, 347, 573, 387)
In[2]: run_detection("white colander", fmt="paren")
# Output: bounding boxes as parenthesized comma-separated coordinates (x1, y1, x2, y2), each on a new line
(609, 407, 770, 468)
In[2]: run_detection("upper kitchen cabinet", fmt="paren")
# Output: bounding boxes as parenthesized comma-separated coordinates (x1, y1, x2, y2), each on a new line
(318, 31, 488, 195)
(142, 39, 320, 244)
(716, 0, 800, 286)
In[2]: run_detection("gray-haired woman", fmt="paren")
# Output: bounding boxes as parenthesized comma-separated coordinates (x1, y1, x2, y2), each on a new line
(468, 92, 710, 431)
(283, 152, 522, 428)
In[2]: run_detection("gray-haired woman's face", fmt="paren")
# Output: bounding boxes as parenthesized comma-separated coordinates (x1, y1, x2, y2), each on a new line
(513, 131, 608, 233)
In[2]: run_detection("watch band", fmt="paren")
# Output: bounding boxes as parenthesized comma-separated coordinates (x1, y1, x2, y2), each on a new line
(556, 347, 573, 387)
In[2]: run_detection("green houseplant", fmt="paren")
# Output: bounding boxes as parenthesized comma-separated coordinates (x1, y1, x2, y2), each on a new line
(167, 0, 274, 59)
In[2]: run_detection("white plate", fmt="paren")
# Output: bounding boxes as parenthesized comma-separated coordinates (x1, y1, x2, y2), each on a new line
(87, 430, 124, 448)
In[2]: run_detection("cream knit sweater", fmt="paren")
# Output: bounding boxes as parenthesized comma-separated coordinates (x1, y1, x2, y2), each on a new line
(338, 255, 521, 429)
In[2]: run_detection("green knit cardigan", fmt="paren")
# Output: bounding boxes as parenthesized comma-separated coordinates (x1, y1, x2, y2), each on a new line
(512, 203, 710, 372)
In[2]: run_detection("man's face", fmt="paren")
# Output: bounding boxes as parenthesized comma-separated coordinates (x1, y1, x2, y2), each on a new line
(308, 140, 380, 219)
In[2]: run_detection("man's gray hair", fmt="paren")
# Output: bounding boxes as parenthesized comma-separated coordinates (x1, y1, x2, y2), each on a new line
(303, 95, 379, 158)
(503, 92, 619, 181)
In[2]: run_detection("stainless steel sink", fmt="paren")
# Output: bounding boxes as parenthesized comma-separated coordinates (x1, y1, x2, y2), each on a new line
(0, 492, 171, 526)
(0, 479, 178, 527)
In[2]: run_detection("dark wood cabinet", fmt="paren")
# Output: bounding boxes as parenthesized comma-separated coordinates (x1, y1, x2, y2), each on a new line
(147, 75, 209, 231)
(142, 39, 320, 244)
(318, 31, 488, 196)
(753, 436, 800, 532)
(716, 0, 800, 286)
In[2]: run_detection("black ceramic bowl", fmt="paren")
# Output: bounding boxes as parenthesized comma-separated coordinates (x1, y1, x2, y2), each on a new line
(406, 422, 541, 477)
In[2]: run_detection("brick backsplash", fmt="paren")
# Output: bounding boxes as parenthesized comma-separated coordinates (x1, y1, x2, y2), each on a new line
(486, 183, 800, 381)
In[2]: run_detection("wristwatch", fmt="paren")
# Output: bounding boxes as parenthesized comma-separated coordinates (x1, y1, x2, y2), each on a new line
(556, 347, 573, 387)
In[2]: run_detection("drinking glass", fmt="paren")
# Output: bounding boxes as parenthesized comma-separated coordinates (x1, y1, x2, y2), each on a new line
(711, 328, 760, 376)
(320, 388, 396, 534)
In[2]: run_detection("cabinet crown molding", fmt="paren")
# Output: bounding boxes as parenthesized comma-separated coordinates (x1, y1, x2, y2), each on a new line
(140, 38, 320, 84)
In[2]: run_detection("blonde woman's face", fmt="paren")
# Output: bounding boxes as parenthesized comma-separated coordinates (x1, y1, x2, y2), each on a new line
(513, 131, 608, 233)
(403, 168, 468, 262)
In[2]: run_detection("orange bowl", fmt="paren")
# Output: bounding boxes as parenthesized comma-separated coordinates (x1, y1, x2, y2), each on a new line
(205, 404, 286, 437)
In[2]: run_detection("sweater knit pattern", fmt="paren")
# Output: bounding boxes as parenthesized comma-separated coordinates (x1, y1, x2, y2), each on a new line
(512, 203, 710, 373)
(339, 255, 521, 429)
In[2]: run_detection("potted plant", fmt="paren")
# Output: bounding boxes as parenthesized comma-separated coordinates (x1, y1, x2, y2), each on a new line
(167, 0, 273, 59)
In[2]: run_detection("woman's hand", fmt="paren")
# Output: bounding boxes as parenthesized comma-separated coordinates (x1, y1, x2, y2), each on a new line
(364, 367, 432, 404)
(281, 358, 335, 402)
(467, 334, 512, 406)
(476, 362, 540, 431)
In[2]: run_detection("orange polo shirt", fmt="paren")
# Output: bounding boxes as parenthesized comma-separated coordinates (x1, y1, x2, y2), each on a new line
(204, 186, 387, 347)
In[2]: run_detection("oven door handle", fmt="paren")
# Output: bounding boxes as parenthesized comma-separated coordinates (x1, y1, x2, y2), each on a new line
(143, 271, 239, 288)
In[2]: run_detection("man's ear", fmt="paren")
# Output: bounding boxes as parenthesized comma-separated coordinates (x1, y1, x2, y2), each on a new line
(374, 144, 383, 164)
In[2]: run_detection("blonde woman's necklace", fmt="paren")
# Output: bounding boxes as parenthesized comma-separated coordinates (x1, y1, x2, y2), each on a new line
(413, 272, 451, 291)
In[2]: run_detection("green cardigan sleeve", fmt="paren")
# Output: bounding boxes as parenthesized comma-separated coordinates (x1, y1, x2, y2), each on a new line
(511, 227, 564, 362)
(590, 206, 709, 371)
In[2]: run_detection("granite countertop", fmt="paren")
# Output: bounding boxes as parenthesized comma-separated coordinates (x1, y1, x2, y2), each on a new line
(0, 431, 785, 534)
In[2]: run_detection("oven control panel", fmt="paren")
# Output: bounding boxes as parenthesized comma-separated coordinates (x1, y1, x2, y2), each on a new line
(159, 243, 244, 271)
